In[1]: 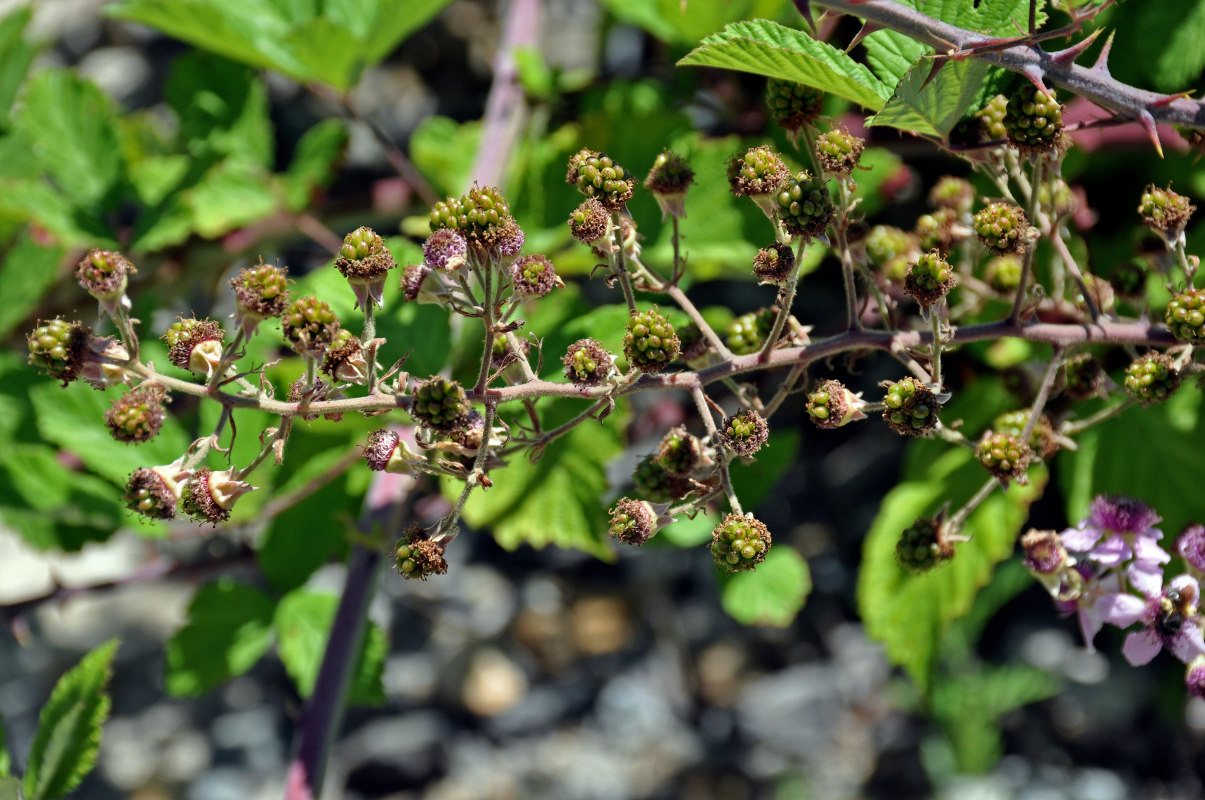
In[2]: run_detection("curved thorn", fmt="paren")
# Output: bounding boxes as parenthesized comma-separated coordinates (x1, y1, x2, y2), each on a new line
(845, 20, 883, 52)
(1020, 65, 1050, 97)
(1137, 109, 1164, 158)
(1049, 27, 1103, 65)
(1090, 30, 1115, 75)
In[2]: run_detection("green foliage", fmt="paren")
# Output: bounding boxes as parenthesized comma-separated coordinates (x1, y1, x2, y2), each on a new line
(0, 8, 35, 129)
(446, 395, 629, 560)
(721, 546, 812, 626)
(1060, 382, 1205, 539)
(107, 0, 455, 91)
(166, 579, 278, 696)
(679, 20, 891, 111)
(869, 60, 994, 139)
(929, 663, 1061, 773)
(601, 0, 793, 47)
(0, 233, 65, 338)
(858, 448, 1044, 690)
(1108, 0, 1205, 92)
(274, 590, 387, 706)
(22, 640, 117, 800)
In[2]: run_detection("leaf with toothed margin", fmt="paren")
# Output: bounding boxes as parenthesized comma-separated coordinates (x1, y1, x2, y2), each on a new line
(679, 19, 891, 111)
(868, 57, 993, 138)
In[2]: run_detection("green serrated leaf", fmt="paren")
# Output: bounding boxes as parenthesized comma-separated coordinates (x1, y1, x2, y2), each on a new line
(274, 591, 386, 706)
(284, 119, 348, 211)
(721, 546, 812, 626)
(360, 0, 455, 63)
(30, 381, 191, 488)
(858, 449, 1045, 690)
(14, 69, 122, 207)
(1060, 382, 1205, 540)
(165, 51, 274, 169)
(679, 20, 890, 111)
(0, 7, 37, 129)
(185, 162, 280, 238)
(165, 579, 276, 696)
(602, 0, 793, 46)
(0, 231, 65, 338)
(0, 444, 125, 551)
(869, 58, 992, 138)
(23, 640, 117, 800)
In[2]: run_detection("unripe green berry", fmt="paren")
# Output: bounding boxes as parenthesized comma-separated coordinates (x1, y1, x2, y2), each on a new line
(281, 297, 339, 359)
(806, 379, 867, 430)
(976, 430, 1033, 485)
(321, 328, 368, 384)
(1003, 84, 1064, 152)
(904, 250, 956, 308)
(929, 176, 974, 213)
(230, 261, 289, 335)
(720, 408, 769, 458)
(123, 466, 181, 520)
(711, 512, 772, 573)
(568, 198, 611, 245)
(896, 516, 955, 573)
(976, 94, 1009, 141)
(181, 467, 255, 525)
(725, 308, 777, 356)
(644, 150, 694, 220)
(1139, 184, 1195, 238)
(563, 338, 614, 386)
(658, 425, 704, 477)
(915, 209, 962, 252)
(882, 377, 942, 438)
(105, 386, 167, 444)
(395, 524, 448, 580)
(865, 226, 918, 270)
(162, 317, 225, 374)
(334, 226, 396, 308)
(985, 255, 1023, 292)
(815, 127, 864, 176)
(1124, 352, 1180, 405)
(765, 78, 824, 132)
(411, 377, 471, 431)
(566, 149, 634, 209)
(27, 317, 90, 384)
(727, 145, 790, 198)
(1061, 352, 1103, 401)
(430, 185, 513, 240)
(623, 307, 680, 373)
(609, 497, 658, 546)
(511, 254, 562, 297)
(76, 249, 135, 303)
(776, 171, 835, 243)
(752, 242, 795, 284)
(992, 410, 1057, 458)
(676, 323, 709, 363)
(633, 453, 693, 504)
(973, 202, 1030, 254)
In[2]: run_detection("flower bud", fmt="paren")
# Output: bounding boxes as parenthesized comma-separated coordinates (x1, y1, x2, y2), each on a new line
(510, 254, 562, 297)
(76, 249, 135, 314)
(422, 228, 468, 272)
(363, 429, 422, 476)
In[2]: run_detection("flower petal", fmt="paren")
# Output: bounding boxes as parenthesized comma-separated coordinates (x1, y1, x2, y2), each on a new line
(1097, 592, 1148, 628)
(1133, 534, 1171, 565)
(1122, 629, 1163, 666)
(1062, 525, 1102, 552)
(1172, 625, 1205, 663)
(1127, 561, 1164, 598)
(1088, 534, 1131, 566)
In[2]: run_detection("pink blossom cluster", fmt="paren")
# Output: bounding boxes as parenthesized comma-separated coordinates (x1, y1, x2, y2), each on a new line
(1022, 496, 1205, 696)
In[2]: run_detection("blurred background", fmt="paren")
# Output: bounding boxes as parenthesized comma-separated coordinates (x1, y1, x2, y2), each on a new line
(3, 0, 1205, 797)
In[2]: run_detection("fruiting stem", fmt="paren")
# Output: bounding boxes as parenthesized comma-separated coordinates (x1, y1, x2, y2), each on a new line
(610, 211, 638, 312)
(759, 275, 797, 362)
(929, 303, 944, 391)
(441, 401, 497, 538)
(800, 124, 822, 176)
(1061, 398, 1133, 435)
(207, 328, 246, 392)
(762, 362, 806, 418)
(523, 397, 611, 451)
(504, 331, 537, 382)
(235, 418, 293, 480)
(1175, 238, 1196, 283)
(835, 179, 862, 332)
(945, 477, 1001, 538)
(691, 385, 742, 516)
(671, 215, 684, 284)
(934, 421, 975, 450)
(1008, 157, 1044, 325)
(111, 302, 140, 362)
(1021, 345, 1064, 446)
(664, 284, 733, 359)
(1049, 227, 1099, 322)
(475, 255, 497, 395)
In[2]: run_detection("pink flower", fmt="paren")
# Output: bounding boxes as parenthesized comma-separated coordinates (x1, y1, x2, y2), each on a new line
(1062, 495, 1169, 570)
(1120, 575, 1205, 666)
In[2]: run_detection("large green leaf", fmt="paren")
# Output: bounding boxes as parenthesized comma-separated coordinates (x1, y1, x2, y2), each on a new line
(22, 640, 116, 800)
(0, 8, 36, 129)
(601, 0, 793, 47)
(446, 397, 629, 559)
(283, 118, 348, 211)
(184, 161, 280, 238)
(1109, 0, 1205, 92)
(0, 444, 124, 551)
(0, 232, 65, 338)
(14, 70, 122, 207)
(165, 52, 274, 169)
(858, 448, 1044, 690)
(410, 116, 483, 199)
(1060, 382, 1205, 539)
(274, 590, 386, 706)
(679, 20, 890, 111)
(869, 58, 992, 138)
(165, 579, 277, 696)
(30, 381, 191, 488)
(721, 546, 811, 626)
(107, 0, 454, 90)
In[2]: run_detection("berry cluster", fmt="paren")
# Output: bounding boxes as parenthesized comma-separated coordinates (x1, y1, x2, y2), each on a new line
(1124, 353, 1180, 405)
(566, 149, 635, 209)
(776, 171, 835, 242)
(896, 516, 955, 573)
(973, 202, 1029, 254)
(710, 513, 772, 573)
(623, 307, 679, 373)
(904, 250, 956, 308)
(882, 377, 942, 438)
